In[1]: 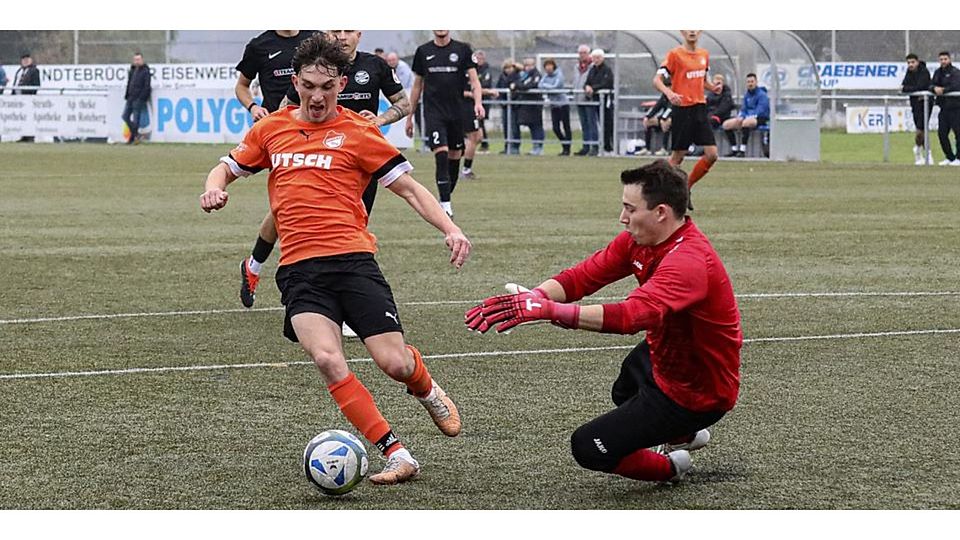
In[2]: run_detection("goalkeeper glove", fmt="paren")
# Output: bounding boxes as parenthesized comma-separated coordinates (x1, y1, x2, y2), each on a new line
(479, 291, 580, 334)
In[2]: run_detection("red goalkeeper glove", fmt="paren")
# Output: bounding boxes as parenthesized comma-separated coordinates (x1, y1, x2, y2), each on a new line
(465, 285, 547, 333)
(480, 290, 580, 334)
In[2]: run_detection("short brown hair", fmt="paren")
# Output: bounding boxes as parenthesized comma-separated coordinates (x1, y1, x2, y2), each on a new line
(293, 32, 350, 75)
(620, 159, 688, 217)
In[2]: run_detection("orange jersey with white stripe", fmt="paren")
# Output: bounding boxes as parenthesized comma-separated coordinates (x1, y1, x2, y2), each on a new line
(222, 106, 412, 266)
(660, 47, 710, 107)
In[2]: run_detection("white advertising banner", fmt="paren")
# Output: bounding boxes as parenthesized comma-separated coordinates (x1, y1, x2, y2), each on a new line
(0, 94, 115, 139)
(1, 63, 240, 90)
(844, 105, 939, 133)
(2, 87, 412, 148)
(756, 62, 932, 91)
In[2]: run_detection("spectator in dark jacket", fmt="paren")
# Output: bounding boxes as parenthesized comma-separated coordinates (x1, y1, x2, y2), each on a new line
(585, 48, 615, 153)
(930, 51, 960, 165)
(122, 52, 152, 144)
(517, 57, 545, 155)
(706, 74, 733, 128)
(497, 59, 521, 154)
(13, 52, 40, 95)
(902, 53, 934, 165)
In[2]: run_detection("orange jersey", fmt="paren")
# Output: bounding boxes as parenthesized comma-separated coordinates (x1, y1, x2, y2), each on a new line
(660, 46, 710, 107)
(222, 106, 412, 266)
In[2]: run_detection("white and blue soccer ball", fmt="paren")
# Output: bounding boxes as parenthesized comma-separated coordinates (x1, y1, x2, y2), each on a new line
(302, 429, 369, 496)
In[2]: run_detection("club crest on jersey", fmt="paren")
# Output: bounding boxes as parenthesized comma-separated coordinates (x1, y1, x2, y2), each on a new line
(324, 131, 346, 149)
(354, 70, 370, 85)
(449, 52, 459, 63)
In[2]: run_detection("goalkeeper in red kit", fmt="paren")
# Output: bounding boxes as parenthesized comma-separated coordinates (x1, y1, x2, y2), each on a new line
(465, 159, 742, 483)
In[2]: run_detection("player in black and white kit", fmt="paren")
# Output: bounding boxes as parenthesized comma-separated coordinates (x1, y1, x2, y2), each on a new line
(405, 31, 484, 217)
(235, 30, 320, 119)
(237, 31, 411, 339)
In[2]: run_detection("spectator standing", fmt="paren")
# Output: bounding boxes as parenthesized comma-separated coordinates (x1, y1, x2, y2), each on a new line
(573, 44, 597, 156)
(930, 51, 960, 166)
(474, 50, 498, 152)
(0, 64, 8, 95)
(13, 52, 40, 95)
(539, 58, 572, 156)
(901, 53, 933, 166)
(721, 73, 768, 157)
(496, 59, 521, 155)
(386, 51, 414, 90)
(517, 57, 545, 155)
(122, 52, 152, 145)
(13, 52, 40, 142)
(586, 49, 615, 154)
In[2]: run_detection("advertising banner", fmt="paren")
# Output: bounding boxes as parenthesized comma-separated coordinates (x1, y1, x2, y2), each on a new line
(845, 105, 939, 133)
(756, 62, 933, 91)
(0, 94, 114, 139)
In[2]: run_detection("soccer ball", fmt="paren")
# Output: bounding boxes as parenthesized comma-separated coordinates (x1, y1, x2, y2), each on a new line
(302, 429, 369, 496)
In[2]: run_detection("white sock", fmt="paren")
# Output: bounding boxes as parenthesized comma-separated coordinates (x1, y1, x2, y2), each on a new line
(440, 201, 453, 215)
(389, 447, 414, 463)
(247, 256, 262, 275)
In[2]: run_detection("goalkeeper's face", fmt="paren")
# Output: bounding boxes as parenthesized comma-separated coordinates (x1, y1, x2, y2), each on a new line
(293, 64, 347, 123)
(620, 184, 665, 246)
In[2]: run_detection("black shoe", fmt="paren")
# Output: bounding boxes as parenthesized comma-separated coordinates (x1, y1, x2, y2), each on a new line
(687, 195, 694, 212)
(735, 150, 746, 158)
(574, 148, 589, 156)
(239, 258, 259, 308)
(588, 148, 599, 156)
(724, 150, 737, 157)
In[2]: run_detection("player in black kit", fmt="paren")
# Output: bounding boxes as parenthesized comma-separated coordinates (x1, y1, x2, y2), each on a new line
(405, 30, 484, 217)
(235, 30, 320, 119)
(237, 30, 411, 334)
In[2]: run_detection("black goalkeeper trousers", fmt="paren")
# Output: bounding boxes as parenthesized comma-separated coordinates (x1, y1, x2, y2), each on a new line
(570, 341, 725, 472)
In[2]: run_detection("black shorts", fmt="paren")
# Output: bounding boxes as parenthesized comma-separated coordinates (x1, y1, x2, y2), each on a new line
(461, 101, 481, 133)
(671, 103, 716, 151)
(569, 341, 725, 472)
(275, 253, 403, 342)
(424, 112, 465, 151)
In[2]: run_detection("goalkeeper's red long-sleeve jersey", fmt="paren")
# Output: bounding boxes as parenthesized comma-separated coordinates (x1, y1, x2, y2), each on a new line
(553, 218, 742, 413)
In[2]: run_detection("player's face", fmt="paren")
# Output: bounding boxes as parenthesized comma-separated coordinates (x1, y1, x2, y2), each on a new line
(745, 76, 757, 90)
(293, 64, 347, 123)
(620, 184, 664, 246)
(328, 31, 361, 56)
(681, 30, 702, 45)
(433, 30, 449, 39)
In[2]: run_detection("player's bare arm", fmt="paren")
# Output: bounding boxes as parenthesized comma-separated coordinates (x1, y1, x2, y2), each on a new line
(386, 173, 471, 268)
(373, 89, 410, 126)
(405, 75, 423, 137)
(235, 74, 269, 121)
(200, 162, 239, 212)
(653, 71, 680, 106)
(467, 68, 485, 118)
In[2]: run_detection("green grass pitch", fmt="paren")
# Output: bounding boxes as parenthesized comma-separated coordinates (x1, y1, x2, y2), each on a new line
(1, 137, 959, 509)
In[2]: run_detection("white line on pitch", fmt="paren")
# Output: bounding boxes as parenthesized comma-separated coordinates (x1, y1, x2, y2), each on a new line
(2, 291, 958, 326)
(1, 328, 958, 381)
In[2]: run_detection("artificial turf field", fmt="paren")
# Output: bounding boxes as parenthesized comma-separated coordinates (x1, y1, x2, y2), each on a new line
(1, 138, 958, 510)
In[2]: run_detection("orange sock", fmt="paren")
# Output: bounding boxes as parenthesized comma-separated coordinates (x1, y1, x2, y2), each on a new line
(401, 344, 434, 398)
(327, 372, 403, 456)
(687, 156, 714, 188)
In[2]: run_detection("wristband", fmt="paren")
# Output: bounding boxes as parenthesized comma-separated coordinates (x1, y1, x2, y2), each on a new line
(247, 102, 257, 112)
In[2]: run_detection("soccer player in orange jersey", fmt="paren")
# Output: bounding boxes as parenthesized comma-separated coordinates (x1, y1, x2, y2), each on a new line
(653, 30, 722, 207)
(200, 34, 471, 486)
